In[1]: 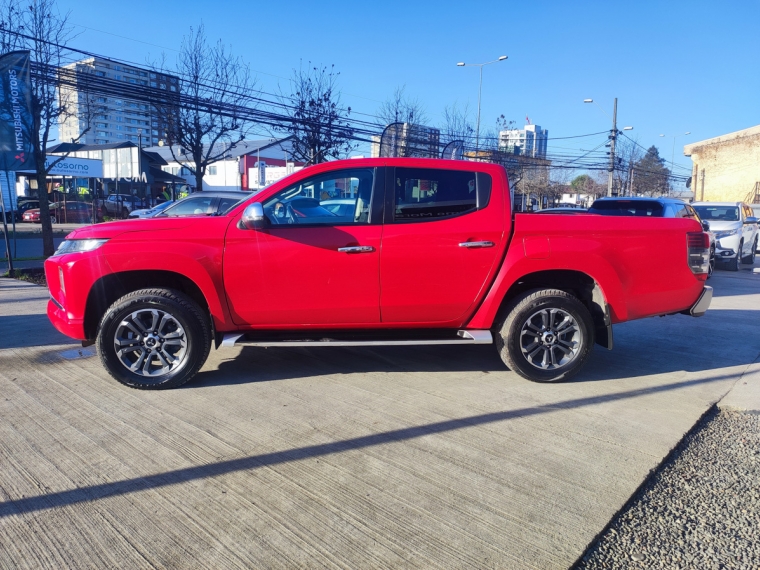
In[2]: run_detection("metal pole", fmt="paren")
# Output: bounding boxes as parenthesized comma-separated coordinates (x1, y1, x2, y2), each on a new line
(607, 97, 618, 197)
(670, 136, 676, 197)
(476, 65, 483, 157)
(0, 173, 13, 277)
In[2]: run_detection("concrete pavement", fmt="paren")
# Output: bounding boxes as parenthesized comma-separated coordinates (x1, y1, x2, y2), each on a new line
(0, 267, 758, 569)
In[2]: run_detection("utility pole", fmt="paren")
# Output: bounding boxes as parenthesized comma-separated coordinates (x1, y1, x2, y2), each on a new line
(607, 98, 618, 197)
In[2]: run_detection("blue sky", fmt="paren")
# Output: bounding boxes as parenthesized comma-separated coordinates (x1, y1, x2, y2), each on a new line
(56, 0, 759, 180)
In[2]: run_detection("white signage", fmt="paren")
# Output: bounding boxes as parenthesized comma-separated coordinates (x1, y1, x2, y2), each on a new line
(44, 155, 103, 178)
(18, 155, 103, 178)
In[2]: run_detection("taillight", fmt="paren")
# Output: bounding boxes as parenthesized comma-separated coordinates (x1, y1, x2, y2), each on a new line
(687, 231, 710, 275)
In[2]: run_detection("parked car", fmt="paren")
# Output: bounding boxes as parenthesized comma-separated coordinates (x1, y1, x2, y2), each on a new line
(589, 197, 717, 276)
(157, 191, 249, 217)
(692, 202, 758, 271)
(102, 194, 144, 218)
(45, 158, 712, 390)
(23, 201, 94, 224)
(320, 199, 358, 218)
(128, 200, 175, 219)
(3, 199, 38, 223)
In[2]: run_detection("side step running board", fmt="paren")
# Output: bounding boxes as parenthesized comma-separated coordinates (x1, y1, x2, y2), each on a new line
(220, 330, 493, 348)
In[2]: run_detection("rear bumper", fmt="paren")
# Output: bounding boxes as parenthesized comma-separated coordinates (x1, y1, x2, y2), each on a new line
(683, 285, 712, 317)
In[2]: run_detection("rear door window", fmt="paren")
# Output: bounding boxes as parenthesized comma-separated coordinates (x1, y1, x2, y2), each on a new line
(392, 168, 481, 222)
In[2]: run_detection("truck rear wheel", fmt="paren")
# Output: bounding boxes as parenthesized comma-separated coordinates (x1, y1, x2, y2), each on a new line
(96, 288, 211, 390)
(495, 289, 594, 383)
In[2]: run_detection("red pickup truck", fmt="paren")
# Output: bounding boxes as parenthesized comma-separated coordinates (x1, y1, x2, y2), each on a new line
(44, 158, 712, 389)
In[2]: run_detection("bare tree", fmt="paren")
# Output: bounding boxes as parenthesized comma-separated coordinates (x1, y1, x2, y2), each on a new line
(275, 63, 355, 165)
(481, 114, 516, 152)
(0, 0, 91, 257)
(440, 102, 474, 148)
(153, 24, 256, 192)
(377, 85, 428, 127)
(613, 136, 644, 196)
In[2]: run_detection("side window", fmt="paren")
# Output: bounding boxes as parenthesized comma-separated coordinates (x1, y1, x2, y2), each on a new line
(262, 168, 374, 226)
(218, 195, 246, 214)
(164, 196, 215, 216)
(672, 204, 689, 218)
(393, 168, 480, 222)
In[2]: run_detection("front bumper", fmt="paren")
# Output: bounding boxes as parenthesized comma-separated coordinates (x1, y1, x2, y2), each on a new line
(47, 298, 86, 339)
(684, 285, 713, 317)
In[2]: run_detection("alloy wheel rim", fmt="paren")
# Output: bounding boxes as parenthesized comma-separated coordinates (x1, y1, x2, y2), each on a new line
(114, 309, 188, 377)
(519, 308, 581, 371)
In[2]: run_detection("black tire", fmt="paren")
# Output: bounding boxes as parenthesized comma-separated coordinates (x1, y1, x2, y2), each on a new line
(495, 288, 594, 383)
(707, 246, 715, 279)
(96, 288, 211, 390)
(742, 238, 757, 264)
(121, 208, 129, 219)
(50, 215, 57, 224)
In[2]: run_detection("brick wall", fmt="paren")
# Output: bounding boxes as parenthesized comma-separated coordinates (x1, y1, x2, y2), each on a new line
(684, 125, 760, 203)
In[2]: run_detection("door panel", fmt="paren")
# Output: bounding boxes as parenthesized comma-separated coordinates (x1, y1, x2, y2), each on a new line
(380, 167, 506, 325)
(223, 167, 383, 327)
(224, 225, 381, 326)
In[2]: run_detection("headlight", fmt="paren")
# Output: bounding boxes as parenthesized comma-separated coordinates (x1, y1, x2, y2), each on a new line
(714, 228, 739, 239)
(53, 238, 108, 256)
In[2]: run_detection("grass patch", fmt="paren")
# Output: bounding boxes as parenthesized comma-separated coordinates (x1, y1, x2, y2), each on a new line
(2, 267, 47, 286)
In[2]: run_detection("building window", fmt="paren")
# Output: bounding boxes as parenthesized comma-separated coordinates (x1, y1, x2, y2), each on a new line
(208, 166, 217, 176)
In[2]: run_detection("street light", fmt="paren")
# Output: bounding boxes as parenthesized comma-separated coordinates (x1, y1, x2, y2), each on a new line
(584, 98, 633, 196)
(659, 131, 691, 175)
(456, 55, 507, 156)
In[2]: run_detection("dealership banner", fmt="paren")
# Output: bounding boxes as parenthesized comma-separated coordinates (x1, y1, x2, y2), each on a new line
(0, 51, 34, 171)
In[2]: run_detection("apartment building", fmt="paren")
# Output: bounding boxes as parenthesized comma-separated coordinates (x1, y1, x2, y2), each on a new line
(58, 57, 179, 148)
(499, 124, 549, 159)
(371, 123, 441, 159)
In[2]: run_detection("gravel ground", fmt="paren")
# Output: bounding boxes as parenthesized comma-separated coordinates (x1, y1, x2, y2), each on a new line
(576, 407, 760, 570)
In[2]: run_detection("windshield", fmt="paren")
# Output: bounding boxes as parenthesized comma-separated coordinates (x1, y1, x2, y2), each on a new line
(693, 206, 739, 221)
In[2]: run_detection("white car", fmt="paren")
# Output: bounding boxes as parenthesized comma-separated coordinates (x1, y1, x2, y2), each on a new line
(753, 204, 760, 252)
(692, 202, 759, 271)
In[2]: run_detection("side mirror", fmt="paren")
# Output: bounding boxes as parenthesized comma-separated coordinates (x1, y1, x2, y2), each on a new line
(745, 216, 758, 225)
(240, 202, 268, 230)
(701, 220, 710, 232)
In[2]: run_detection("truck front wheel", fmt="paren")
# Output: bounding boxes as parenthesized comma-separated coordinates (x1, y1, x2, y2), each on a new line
(96, 288, 211, 389)
(495, 289, 594, 383)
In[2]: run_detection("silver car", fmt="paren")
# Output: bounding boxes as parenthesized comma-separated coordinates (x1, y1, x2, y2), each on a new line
(128, 200, 175, 219)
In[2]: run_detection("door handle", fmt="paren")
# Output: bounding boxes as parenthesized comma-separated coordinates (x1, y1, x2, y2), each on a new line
(459, 241, 495, 248)
(337, 246, 375, 253)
